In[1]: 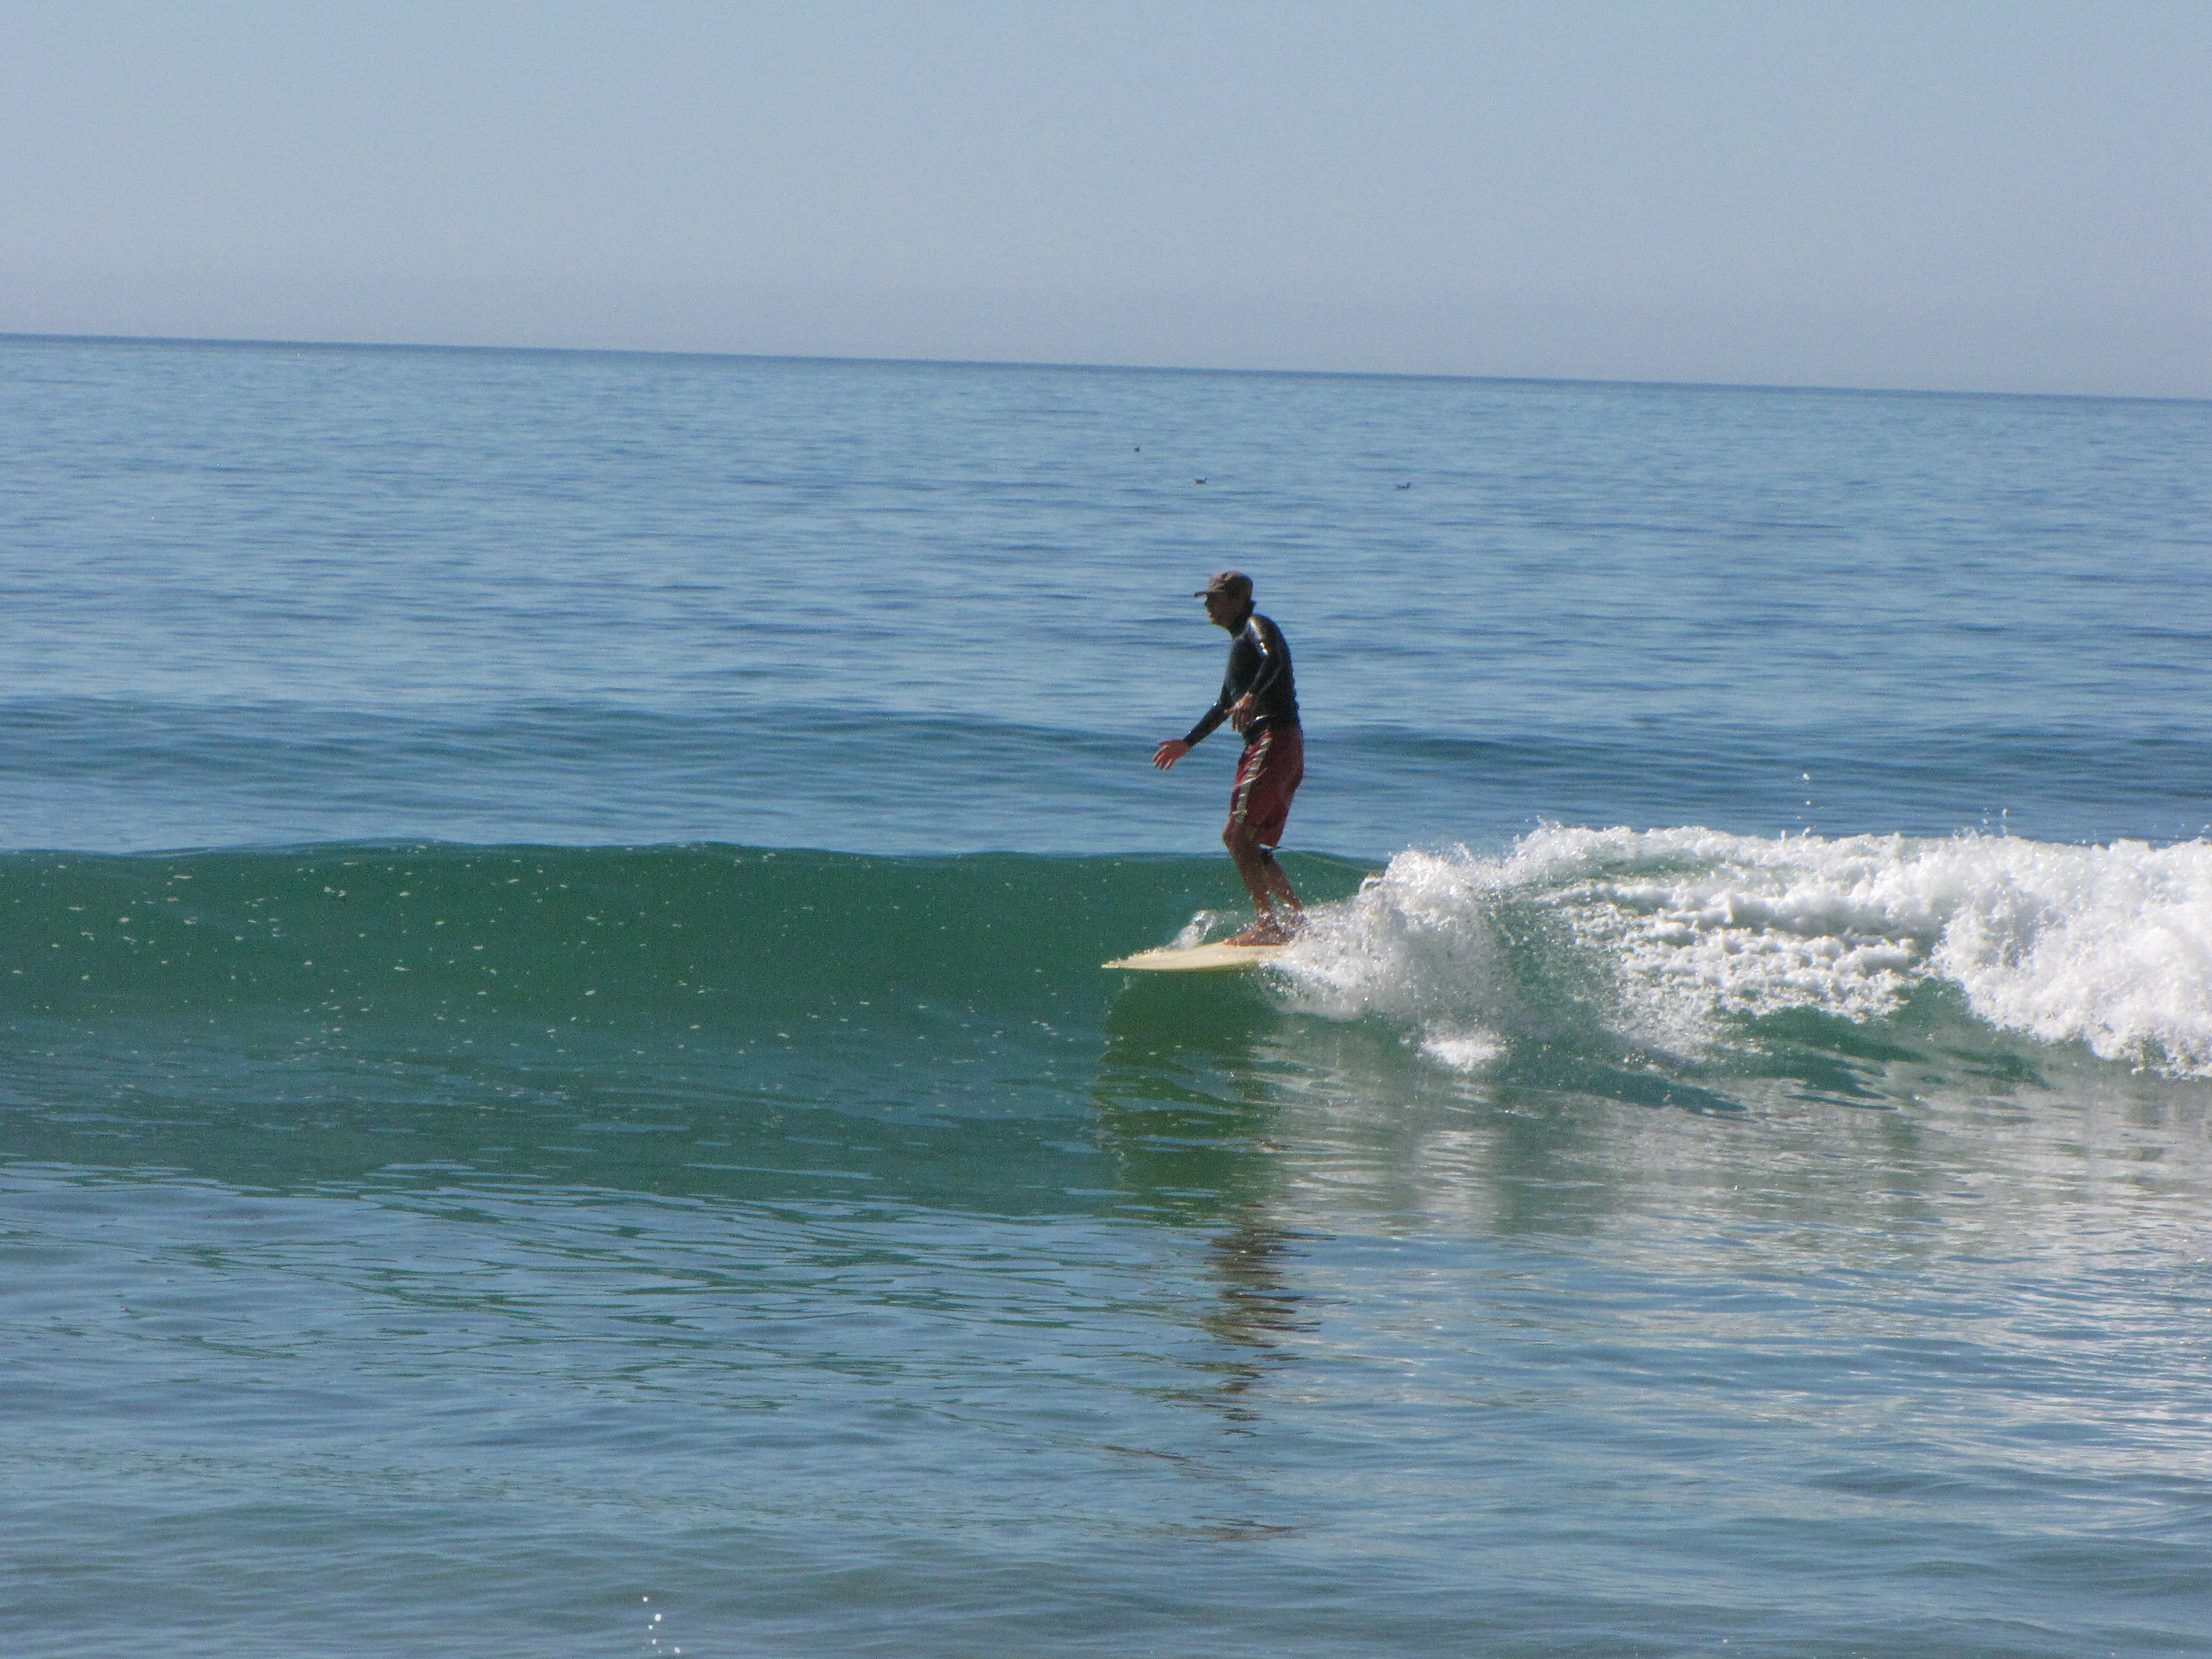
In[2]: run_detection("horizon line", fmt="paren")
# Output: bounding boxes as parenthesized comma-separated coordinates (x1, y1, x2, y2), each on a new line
(2, 329, 2204, 408)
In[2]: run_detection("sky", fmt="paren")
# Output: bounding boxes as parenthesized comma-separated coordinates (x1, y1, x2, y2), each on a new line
(2, 0, 2207, 397)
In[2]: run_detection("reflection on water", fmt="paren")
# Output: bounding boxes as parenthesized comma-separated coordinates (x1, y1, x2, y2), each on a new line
(1193, 1212, 1317, 1424)
(1091, 968, 2212, 1470)
(1098, 965, 2212, 1249)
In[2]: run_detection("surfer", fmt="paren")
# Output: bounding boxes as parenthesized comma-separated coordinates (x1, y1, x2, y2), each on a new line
(1153, 571, 1305, 945)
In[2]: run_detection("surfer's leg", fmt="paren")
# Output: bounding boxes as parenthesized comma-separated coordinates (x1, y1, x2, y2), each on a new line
(1257, 845, 1302, 916)
(1222, 727, 1304, 942)
(1223, 823, 1295, 943)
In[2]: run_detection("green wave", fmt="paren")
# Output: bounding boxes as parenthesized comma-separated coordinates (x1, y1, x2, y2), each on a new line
(0, 842, 1371, 1031)
(0, 842, 1377, 1213)
(5, 836, 2152, 1157)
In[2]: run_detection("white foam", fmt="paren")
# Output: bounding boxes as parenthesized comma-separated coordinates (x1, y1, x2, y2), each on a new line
(1272, 827, 2212, 1077)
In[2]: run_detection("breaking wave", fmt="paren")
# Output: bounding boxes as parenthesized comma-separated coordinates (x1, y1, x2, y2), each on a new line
(1273, 826, 2212, 1078)
(8, 830, 2212, 1089)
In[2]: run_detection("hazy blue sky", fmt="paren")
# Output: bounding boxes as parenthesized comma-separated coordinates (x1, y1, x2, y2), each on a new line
(4, 0, 2206, 395)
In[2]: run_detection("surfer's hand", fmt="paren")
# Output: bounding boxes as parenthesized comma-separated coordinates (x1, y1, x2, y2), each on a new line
(1153, 739, 1191, 770)
(1228, 695, 1256, 734)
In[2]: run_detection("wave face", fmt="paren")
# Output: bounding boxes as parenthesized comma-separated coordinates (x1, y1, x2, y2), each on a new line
(1275, 826, 2212, 1078)
(0, 843, 1297, 1051)
(10, 831, 2212, 1090)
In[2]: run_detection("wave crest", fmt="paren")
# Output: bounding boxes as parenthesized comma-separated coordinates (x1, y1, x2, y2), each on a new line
(1276, 827, 2212, 1077)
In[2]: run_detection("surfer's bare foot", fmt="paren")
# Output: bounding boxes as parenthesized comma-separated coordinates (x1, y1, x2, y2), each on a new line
(1227, 920, 1292, 947)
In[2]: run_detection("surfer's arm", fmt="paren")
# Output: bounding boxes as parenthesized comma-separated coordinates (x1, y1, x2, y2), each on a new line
(1156, 694, 1228, 769)
(1179, 638, 1255, 748)
(1181, 699, 1232, 748)
(1233, 619, 1286, 729)
(1161, 627, 1261, 762)
(1245, 625, 1283, 691)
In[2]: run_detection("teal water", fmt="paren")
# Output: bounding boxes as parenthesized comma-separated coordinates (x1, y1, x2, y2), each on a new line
(3, 336, 2211, 1656)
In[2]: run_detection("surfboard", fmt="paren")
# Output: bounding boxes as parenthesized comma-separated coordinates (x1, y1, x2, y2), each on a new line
(1102, 940, 1289, 972)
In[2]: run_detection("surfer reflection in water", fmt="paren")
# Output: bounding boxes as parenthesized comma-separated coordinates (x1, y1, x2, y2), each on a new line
(1153, 571, 1306, 945)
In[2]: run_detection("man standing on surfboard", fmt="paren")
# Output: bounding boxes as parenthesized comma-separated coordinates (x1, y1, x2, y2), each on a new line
(1153, 571, 1305, 945)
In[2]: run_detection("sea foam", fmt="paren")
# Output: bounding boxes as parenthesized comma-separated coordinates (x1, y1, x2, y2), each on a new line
(1275, 827, 2212, 1076)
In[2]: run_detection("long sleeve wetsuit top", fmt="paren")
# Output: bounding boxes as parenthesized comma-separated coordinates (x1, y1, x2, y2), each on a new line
(1182, 612, 1300, 748)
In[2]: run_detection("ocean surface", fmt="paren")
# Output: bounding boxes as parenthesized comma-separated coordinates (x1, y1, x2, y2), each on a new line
(3, 332, 2211, 1657)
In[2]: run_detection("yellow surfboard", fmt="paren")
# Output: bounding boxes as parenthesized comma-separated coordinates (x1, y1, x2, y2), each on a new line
(1102, 941, 1289, 972)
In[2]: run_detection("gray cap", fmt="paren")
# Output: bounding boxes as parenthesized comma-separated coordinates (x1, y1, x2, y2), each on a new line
(1194, 570, 1253, 600)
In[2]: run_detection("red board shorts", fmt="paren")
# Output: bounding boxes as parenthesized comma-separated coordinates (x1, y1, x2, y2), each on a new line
(1227, 724, 1304, 851)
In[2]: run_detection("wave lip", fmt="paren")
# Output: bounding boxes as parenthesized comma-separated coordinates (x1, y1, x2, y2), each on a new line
(1275, 826, 2212, 1078)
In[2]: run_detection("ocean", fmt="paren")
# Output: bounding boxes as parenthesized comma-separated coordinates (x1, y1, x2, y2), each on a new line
(2, 332, 2210, 1657)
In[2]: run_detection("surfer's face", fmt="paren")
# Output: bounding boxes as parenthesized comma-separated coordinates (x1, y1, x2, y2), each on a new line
(1202, 591, 1246, 628)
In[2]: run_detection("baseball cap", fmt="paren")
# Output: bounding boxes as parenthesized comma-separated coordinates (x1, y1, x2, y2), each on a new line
(1195, 570, 1253, 600)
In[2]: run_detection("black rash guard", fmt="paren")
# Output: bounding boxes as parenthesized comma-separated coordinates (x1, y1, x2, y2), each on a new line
(1182, 611, 1300, 748)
